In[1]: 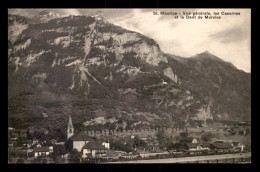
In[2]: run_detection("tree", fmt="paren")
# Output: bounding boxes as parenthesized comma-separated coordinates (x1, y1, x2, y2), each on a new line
(69, 149, 81, 163)
(156, 131, 171, 149)
(179, 132, 193, 143)
(53, 145, 66, 156)
(201, 132, 213, 142)
(133, 136, 147, 149)
(167, 142, 187, 151)
(26, 129, 32, 140)
(179, 132, 189, 139)
(110, 140, 133, 153)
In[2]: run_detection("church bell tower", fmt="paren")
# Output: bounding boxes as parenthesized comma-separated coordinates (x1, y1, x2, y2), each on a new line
(67, 115, 74, 140)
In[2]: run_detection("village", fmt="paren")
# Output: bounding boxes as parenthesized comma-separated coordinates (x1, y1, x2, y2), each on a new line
(8, 115, 251, 164)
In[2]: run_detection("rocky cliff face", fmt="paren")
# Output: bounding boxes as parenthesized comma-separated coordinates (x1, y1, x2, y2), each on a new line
(8, 12, 251, 131)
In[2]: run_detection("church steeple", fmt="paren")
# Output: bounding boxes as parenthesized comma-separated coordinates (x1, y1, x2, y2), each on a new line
(67, 115, 74, 140)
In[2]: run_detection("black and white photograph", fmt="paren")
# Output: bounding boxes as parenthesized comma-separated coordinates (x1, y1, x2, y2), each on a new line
(8, 8, 251, 164)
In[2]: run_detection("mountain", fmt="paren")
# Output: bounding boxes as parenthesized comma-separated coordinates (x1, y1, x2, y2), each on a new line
(8, 12, 251, 132)
(30, 10, 61, 24)
(167, 52, 251, 121)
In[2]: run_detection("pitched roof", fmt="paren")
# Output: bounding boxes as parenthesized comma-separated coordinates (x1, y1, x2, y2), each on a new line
(186, 143, 199, 149)
(201, 143, 211, 147)
(68, 115, 73, 128)
(70, 132, 95, 141)
(34, 146, 50, 152)
(82, 141, 107, 150)
(211, 143, 233, 149)
(186, 143, 211, 149)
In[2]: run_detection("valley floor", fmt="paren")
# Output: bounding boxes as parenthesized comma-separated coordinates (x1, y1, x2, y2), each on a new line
(102, 152, 251, 164)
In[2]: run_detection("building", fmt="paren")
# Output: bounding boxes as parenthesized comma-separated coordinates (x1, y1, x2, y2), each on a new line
(191, 138, 198, 143)
(66, 116, 110, 156)
(32, 137, 38, 145)
(186, 143, 211, 151)
(102, 141, 110, 149)
(66, 116, 97, 152)
(33, 146, 50, 157)
(49, 146, 53, 153)
(27, 140, 33, 148)
(82, 141, 107, 158)
(231, 141, 246, 152)
(147, 141, 160, 151)
(210, 143, 233, 153)
(185, 143, 211, 155)
(114, 151, 127, 156)
(69, 131, 95, 151)
(101, 150, 119, 160)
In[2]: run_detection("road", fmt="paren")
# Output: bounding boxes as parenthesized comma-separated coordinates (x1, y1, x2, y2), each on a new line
(103, 152, 251, 164)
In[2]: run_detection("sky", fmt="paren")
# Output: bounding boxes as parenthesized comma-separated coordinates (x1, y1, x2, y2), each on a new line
(8, 8, 251, 73)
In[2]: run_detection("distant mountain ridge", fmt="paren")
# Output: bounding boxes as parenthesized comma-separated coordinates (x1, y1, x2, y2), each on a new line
(8, 12, 251, 132)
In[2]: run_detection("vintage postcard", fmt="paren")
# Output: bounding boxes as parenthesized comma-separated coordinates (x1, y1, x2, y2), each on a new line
(8, 8, 251, 164)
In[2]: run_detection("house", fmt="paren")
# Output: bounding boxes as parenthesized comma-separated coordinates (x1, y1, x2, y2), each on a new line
(102, 141, 110, 149)
(32, 137, 38, 145)
(114, 150, 127, 156)
(82, 141, 107, 158)
(27, 140, 33, 148)
(186, 143, 211, 151)
(27, 148, 34, 153)
(232, 141, 246, 152)
(185, 143, 211, 155)
(191, 138, 198, 143)
(101, 150, 119, 160)
(36, 143, 42, 148)
(61, 153, 70, 158)
(210, 143, 233, 153)
(49, 146, 53, 153)
(33, 146, 51, 157)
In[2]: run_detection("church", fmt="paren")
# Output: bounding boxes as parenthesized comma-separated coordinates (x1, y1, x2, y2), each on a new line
(66, 115, 109, 158)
